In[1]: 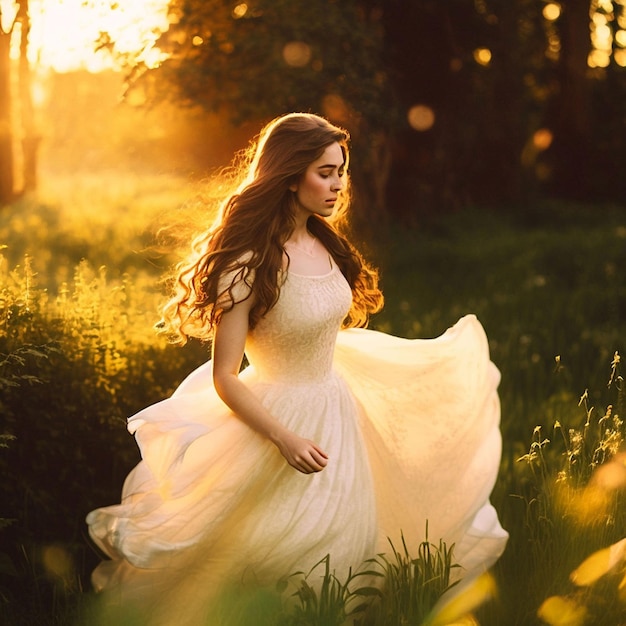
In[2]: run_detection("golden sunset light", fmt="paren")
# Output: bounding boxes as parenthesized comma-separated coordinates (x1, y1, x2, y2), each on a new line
(2, 1, 626, 625)
(3, 0, 169, 72)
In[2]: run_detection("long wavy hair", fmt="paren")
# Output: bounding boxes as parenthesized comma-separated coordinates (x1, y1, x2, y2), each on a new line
(159, 112, 383, 344)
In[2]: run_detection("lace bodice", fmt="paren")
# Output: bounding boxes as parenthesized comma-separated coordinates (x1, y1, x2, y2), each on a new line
(245, 265, 352, 385)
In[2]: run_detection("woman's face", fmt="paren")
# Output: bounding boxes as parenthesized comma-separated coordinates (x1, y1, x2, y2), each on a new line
(290, 142, 345, 219)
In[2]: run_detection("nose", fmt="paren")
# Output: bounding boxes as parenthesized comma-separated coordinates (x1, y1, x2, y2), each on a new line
(331, 176, 343, 192)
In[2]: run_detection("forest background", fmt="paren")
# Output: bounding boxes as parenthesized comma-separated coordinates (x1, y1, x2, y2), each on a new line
(1, 0, 626, 624)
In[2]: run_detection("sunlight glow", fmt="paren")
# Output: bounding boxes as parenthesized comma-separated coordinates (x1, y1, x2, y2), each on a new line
(473, 48, 492, 66)
(407, 105, 435, 131)
(596, 0, 614, 11)
(615, 48, 626, 65)
(570, 539, 626, 587)
(586, 0, 626, 67)
(588, 49, 611, 67)
(14, 0, 170, 73)
(546, 34, 561, 59)
(232, 3, 248, 19)
(543, 3, 561, 21)
(282, 41, 312, 67)
(429, 573, 496, 626)
(593, 24, 612, 47)
(537, 595, 587, 626)
(533, 128, 553, 151)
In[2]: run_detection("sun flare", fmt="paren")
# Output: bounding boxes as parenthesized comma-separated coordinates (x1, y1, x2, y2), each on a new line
(3, 0, 169, 73)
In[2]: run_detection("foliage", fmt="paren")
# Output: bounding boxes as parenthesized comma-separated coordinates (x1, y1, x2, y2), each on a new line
(0, 184, 209, 622)
(112, 0, 625, 217)
(0, 252, 204, 535)
(361, 530, 459, 625)
(278, 555, 378, 626)
(147, 0, 389, 129)
(512, 356, 626, 624)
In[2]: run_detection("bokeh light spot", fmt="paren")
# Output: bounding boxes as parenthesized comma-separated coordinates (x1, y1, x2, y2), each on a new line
(615, 30, 626, 46)
(430, 573, 496, 624)
(588, 49, 611, 67)
(232, 3, 248, 19)
(282, 41, 312, 67)
(537, 595, 587, 626)
(192, 35, 203, 46)
(533, 128, 553, 151)
(593, 23, 613, 48)
(591, 452, 626, 490)
(322, 94, 350, 123)
(570, 539, 626, 587)
(42, 545, 74, 581)
(407, 105, 435, 131)
(543, 3, 561, 21)
(473, 47, 492, 66)
(615, 48, 626, 66)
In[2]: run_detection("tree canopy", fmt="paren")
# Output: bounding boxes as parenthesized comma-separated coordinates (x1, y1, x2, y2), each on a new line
(147, 0, 390, 127)
(123, 0, 625, 221)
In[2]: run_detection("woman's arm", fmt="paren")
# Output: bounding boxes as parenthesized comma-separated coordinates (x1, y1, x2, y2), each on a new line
(212, 297, 328, 474)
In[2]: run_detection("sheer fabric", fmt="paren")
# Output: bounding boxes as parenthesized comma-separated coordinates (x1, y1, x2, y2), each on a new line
(87, 263, 507, 624)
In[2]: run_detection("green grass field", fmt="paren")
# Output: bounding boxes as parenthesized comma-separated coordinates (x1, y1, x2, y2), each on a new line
(1, 174, 625, 625)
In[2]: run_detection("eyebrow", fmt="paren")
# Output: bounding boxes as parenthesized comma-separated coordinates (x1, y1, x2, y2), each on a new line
(317, 163, 345, 171)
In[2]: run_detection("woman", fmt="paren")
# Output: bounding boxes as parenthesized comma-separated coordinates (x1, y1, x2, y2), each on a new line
(87, 113, 507, 623)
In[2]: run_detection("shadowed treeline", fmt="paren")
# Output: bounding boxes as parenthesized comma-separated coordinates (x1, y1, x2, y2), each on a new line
(112, 0, 626, 225)
(1, 1, 625, 226)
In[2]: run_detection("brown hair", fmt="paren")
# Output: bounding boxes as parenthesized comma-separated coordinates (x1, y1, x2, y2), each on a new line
(159, 113, 383, 344)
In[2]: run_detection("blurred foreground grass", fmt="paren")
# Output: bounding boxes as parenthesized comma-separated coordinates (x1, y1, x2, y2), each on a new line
(1, 174, 626, 624)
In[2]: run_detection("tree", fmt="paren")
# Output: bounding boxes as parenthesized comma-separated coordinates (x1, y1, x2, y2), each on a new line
(0, 2, 15, 205)
(17, 0, 37, 193)
(114, 0, 624, 222)
(0, 0, 36, 206)
(546, 0, 594, 198)
(143, 0, 566, 220)
(125, 0, 393, 234)
(545, 0, 626, 201)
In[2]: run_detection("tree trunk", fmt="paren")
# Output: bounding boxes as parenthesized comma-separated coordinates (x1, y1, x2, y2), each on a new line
(548, 0, 593, 198)
(18, 0, 38, 192)
(0, 24, 14, 205)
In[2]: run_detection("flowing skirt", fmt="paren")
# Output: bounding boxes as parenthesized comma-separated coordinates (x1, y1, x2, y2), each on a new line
(86, 315, 508, 623)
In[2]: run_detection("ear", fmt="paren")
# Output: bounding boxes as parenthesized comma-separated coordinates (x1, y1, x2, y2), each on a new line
(289, 181, 298, 192)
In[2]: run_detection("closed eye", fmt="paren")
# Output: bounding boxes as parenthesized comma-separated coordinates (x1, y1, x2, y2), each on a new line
(318, 166, 344, 179)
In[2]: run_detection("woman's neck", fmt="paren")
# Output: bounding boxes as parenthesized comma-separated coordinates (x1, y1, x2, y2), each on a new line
(287, 217, 313, 245)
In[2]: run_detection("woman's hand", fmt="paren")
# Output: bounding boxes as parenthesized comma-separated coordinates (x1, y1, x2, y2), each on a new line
(274, 429, 328, 474)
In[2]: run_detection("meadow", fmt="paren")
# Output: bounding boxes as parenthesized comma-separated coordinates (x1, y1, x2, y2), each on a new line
(1, 172, 625, 625)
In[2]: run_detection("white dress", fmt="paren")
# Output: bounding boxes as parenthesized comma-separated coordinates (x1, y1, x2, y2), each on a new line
(86, 262, 508, 624)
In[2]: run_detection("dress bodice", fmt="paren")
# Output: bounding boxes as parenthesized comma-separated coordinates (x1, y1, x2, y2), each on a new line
(245, 265, 352, 385)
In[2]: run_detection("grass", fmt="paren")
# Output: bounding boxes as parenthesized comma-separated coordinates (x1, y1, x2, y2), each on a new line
(1, 174, 626, 624)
